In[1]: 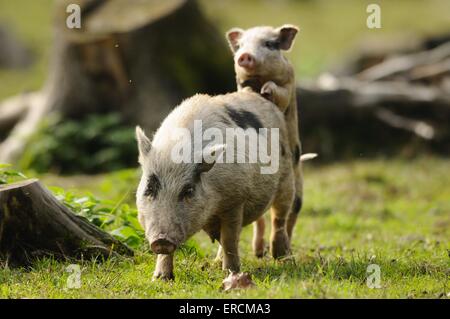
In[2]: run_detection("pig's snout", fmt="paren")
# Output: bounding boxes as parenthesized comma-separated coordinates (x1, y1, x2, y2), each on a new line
(237, 53, 255, 69)
(151, 235, 177, 254)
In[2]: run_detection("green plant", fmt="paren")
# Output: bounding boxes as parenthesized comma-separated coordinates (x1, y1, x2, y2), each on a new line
(0, 163, 27, 184)
(21, 113, 138, 174)
(0, 165, 143, 248)
(50, 186, 144, 249)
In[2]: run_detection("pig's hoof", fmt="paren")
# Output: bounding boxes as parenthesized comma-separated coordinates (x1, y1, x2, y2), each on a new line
(253, 242, 265, 258)
(261, 82, 275, 102)
(152, 272, 174, 281)
(222, 272, 256, 291)
(271, 238, 291, 259)
(242, 86, 255, 93)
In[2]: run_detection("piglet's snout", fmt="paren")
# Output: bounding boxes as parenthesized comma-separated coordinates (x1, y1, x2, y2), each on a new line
(150, 235, 177, 254)
(237, 53, 255, 69)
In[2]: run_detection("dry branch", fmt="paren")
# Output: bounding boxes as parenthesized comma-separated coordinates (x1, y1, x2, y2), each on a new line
(357, 42, 450, 82)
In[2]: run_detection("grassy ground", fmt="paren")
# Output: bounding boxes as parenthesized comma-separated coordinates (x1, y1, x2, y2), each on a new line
(1, 157, 448, 298)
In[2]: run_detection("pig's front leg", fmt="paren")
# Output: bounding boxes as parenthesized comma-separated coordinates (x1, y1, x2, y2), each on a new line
(261, 81, 291, 112)
(152, 253, 174, 281)
(220, 212, 243, 273)
(241, 86, 255, 93)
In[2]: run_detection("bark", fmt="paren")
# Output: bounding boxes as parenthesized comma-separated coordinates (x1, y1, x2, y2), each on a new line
(0, 24, 33, 69)
(297, 77, 450, 159)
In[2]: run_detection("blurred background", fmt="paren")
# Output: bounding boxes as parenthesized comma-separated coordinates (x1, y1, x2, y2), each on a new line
(0, 0, 449, 174)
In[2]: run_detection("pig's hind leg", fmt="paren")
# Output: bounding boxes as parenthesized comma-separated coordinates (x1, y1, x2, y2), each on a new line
(269, 169, 295, 259)
(214, 245, 223, 264)
(287, 160, 304, 242)
(252, 217, 266, 258)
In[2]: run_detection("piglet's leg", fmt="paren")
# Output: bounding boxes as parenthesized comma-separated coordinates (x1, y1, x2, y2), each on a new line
(261, 81, 291, 112)
(153, 253, 174, 281)
(214, 245, 223, 263)
(252, 217, 265, 258)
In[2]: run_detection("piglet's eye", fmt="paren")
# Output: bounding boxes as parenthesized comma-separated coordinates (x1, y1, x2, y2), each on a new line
(264, 40, 279, 50)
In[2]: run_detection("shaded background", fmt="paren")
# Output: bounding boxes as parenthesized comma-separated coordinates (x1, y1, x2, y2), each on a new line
(1, 0, 449, 95)
(1, 0, 449, 174)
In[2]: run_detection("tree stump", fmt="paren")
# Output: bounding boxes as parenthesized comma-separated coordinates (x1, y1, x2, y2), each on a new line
(0, 0, 234, 163)
(0, 179, 133, 266)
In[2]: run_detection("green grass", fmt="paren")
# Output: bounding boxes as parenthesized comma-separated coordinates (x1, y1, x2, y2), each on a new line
(1, 157, 448, 298)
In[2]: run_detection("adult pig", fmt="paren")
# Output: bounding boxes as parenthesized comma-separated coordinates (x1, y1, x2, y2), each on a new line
(136, 91, 295, 280)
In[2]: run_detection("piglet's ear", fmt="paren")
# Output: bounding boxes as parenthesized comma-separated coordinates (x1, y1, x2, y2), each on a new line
(277, 24, 299, 51)
(226, 28, 244, 53)
(197, 144, 227, 174)
(136, 126, 151, 164)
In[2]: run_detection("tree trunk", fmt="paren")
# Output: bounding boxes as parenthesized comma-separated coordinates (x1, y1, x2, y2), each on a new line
(0, 0, 234, 163)
(0, 179, 133, 266)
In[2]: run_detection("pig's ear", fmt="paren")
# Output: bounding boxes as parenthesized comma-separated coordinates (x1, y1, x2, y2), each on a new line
(136, 126, 151, 164)
(277, 25, 299, 51)
(197, 144, 227, 174)
(226, 28, 244, 53)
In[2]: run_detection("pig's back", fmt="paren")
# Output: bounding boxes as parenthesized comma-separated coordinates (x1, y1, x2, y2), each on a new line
(198, 91, 287, 133)
(195, 92, 289, 225)
(153, 91, 289, 219)
(158, 91, 285, 131)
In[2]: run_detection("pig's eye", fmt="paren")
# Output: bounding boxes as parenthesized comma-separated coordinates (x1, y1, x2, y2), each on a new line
(179, 185, 195, 201)
(145, 174, 160, 198)
(264, 40, 279, 50)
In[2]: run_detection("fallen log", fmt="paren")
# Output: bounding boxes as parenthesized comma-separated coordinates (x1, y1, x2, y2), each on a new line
(297, 75, 450, 159)
(0, 93, 33, 138)
(0, 179, 133, 266)
(0, 91, 50, 162)
(298, 76, 450, 122)
(357, 42, 450, 82)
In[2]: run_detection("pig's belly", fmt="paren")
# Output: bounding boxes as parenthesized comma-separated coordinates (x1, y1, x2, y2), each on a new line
(202, 193, 274, 243)
(242, 187, 276, 226)
(239, 168, 279, 226)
